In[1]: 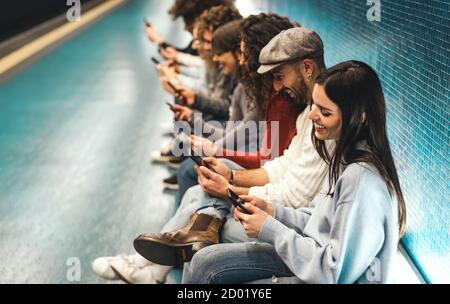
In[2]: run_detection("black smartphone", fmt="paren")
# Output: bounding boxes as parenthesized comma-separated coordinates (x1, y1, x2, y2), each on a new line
(167, 81, 185, 99)
(190, 153, 213, 170)
(227, 188, 251, 214)
(190, 155, 204, 167)
(165, 101, 175, 111)
(159, 42, 171, 50)
(151, 57, 160, 65)
(144, 18, 152, 27)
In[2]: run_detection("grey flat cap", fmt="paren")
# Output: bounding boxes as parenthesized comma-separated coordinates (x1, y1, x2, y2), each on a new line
(258, 27, 324, 74)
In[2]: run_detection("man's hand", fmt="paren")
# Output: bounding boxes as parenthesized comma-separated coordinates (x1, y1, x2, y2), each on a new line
(196, 166, 230, 199)
(234, 203, 269, 238)
(159, 76, 183, 99)
(201, 157, 231, 180)
(159, 79, 195, 106)
(157, 61, 178, 79)
(160, 47, 178, 61)
(178, 86, 196, 106)
(191, 136, 218, 157)
(239, 195, 274, 217)
(170, 104, 193, 122)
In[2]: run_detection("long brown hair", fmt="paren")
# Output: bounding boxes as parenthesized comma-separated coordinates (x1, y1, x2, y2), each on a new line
(212, 20, 243, 57)
(313, 61, 407, 236)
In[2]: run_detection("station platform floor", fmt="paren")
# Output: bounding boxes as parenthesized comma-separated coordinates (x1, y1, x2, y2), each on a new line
(0, 0, 187, 283)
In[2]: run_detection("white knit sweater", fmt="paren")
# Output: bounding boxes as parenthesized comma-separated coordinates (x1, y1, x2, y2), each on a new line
(249, 107, 335, 208)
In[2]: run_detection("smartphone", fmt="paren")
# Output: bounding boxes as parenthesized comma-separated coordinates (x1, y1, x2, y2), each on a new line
(151, 57, 160, 65)
(167, 81, 186, 104)
(143, 18, 152, 27)
(159, 42, 171, 50)
(167, 81, 184, 98)
(190, 153, 213, 170)
(227, 188, 251, 214)
(190, 155, 204, 167)
(165, 101, 175, 111)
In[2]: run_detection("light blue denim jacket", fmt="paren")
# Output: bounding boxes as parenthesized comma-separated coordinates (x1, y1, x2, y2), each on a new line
(258, 161, 399, 284)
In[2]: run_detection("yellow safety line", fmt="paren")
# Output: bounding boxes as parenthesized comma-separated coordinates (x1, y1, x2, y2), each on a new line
(0, 0, 124, 74)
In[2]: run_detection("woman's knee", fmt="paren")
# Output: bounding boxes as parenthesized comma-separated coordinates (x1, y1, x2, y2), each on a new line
(187, 245, 225, 284)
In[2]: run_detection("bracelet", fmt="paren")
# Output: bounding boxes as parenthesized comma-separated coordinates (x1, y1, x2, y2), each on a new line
(229, 169, 235, 185)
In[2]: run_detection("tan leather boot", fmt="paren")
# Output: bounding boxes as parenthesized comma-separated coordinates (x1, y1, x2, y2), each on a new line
(133, 213, 223, 266)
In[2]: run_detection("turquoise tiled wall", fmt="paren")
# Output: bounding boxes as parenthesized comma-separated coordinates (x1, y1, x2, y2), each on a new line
(261, 0, 449, 283)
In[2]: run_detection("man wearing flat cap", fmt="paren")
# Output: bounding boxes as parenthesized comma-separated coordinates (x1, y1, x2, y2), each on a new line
(259, 27, 325, 106)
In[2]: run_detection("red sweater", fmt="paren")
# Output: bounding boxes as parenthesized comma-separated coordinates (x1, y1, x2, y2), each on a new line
(216, 93, 301, 169)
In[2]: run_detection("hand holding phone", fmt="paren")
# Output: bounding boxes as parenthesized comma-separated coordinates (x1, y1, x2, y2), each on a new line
(227, 188, 251, 214)
(190, 151, 215, 171)
(165, 101, 175, 111)
(191, 155, 212, 170)
(167, 81, 186, 104)
(190, 155, 204, 167)
(144, 18, 152, 27)
(167, 81, 181, 95)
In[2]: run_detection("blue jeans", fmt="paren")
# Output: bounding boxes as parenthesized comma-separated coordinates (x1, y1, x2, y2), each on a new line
(182, 242, 297, 284)
(177, 158, 199, 205)
(160, 185, 213, 233)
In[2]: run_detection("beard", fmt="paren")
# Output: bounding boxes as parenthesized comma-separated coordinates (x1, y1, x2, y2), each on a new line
(282, 75, 310, 106)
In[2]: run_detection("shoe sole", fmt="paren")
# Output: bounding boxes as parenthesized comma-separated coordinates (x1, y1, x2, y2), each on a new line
(163, 182, 179, 191)
(133, 237, 208, 267)
(166, 162, 181, 169)
(110, 267, 133, 284)
(151, 156, 176, 163)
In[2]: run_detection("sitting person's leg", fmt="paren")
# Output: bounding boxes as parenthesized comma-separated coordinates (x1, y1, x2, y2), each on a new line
(221, 215, 257, 243)
(93, 185, 212, 283)
(177, 158, 200, 204)
(182, 242, 294, 284)
(161, 184, 215, 233)
(133, 159, 246, 267)
(133, 185, 225, 266)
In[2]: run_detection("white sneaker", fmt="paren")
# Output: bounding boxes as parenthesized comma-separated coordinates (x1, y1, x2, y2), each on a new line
(160, 122, 174, 136)
(110, 260, 171, 284)
(150, 150, 175, 163)
(92, 254, 148, 281)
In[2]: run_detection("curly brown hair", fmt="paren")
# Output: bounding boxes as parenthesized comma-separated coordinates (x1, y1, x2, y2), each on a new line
(168, 0, 236, 32)
(195, 4, 242, 39)
(239, 14, 299, 113)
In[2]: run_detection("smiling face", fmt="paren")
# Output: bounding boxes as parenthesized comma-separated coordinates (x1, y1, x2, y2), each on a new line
(213, 51, 237, 76)
(309, 84, 342, 140)
(271, 63, 310, 105)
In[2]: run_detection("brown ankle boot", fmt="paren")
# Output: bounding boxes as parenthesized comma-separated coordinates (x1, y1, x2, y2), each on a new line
(133, 213, 223, 266)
